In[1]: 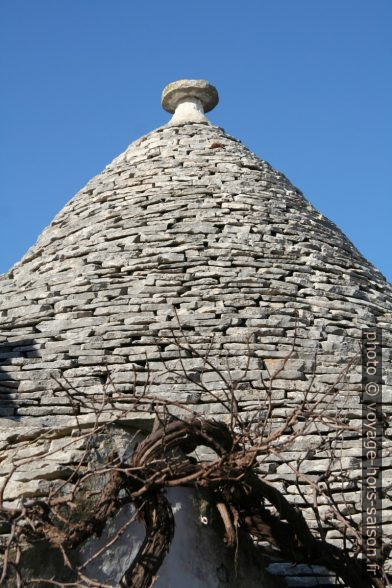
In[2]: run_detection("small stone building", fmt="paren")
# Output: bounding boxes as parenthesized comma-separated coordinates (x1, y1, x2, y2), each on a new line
(0, 80, 390, 586)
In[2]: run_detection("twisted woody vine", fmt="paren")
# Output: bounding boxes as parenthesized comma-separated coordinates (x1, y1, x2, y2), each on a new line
(0, 320, 388, 587)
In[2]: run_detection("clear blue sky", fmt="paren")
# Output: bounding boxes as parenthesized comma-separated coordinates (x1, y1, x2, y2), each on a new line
(1, 1, 391, 280)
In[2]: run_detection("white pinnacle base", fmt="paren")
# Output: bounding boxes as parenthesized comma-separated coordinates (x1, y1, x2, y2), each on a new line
(168, 98, 209, 125)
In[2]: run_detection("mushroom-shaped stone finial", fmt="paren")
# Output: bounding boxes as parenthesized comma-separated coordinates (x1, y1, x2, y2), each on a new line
(161, 79, 219, 125)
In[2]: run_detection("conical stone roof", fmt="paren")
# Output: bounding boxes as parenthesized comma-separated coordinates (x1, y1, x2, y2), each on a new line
(1, 83, 391, 424)
(0, 80, 391, 583)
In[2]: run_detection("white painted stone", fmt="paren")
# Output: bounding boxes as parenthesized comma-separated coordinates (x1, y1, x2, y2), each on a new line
(79, 488, 277, 587)
(168, 97, 208, 125)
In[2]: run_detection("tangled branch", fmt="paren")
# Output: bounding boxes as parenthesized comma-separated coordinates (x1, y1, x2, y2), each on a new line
(0, 325, 388, 587)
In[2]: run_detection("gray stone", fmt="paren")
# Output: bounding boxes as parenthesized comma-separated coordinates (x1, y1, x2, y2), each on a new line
(0, 84, 391, 585)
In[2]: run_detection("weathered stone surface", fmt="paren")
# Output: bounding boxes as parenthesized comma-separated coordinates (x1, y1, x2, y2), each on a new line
(0, 97, 391, 585)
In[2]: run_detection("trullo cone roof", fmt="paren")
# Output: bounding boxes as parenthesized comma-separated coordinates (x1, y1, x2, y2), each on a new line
(0, 81, 390, 428)
(0, 78, 391, 586)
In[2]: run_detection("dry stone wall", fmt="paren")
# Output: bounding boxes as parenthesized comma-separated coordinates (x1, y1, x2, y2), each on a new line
(0, 121, 391, 584)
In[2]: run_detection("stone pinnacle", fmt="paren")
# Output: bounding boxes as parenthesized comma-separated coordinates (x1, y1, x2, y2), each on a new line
(161, 79, 219, 125)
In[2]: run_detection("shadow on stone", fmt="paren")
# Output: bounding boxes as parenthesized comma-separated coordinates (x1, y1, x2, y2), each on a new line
(0, 338, 39, 421)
